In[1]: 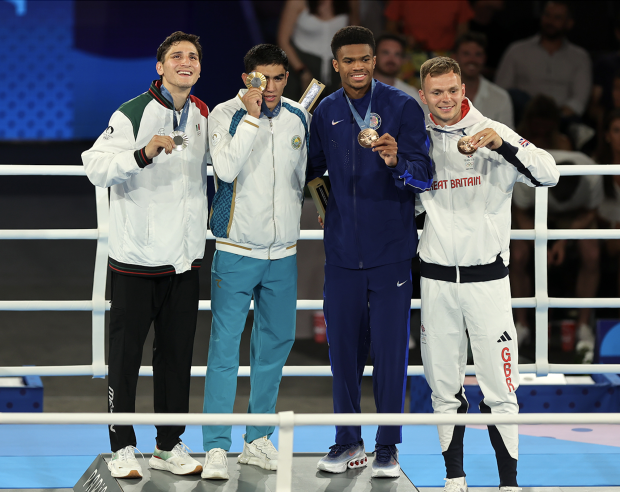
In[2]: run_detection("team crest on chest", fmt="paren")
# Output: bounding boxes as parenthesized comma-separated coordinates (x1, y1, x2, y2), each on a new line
(291, 135, 302, 150)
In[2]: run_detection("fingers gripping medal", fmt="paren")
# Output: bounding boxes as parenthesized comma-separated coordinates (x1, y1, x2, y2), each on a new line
(245, 71, 267, 92)
(457, 136, 477, 155)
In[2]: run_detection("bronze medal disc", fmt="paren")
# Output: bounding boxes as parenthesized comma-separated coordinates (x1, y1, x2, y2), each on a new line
(358, 128, 379, 148)
(457, 137, 477, 155)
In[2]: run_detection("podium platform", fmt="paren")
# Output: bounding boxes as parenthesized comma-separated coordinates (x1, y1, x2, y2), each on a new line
(74, 453, 420, 492)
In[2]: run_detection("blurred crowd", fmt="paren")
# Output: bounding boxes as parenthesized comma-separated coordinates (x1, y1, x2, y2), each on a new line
(253, 0, 620, 362)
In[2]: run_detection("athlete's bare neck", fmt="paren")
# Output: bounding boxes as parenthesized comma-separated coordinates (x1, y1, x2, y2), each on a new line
(162, 81, 191, 111)
(344, 82, 371, 100)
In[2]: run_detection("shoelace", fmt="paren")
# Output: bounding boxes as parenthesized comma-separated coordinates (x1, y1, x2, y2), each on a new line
(209, 448, 227, 465)
(443, 478, 466, 492)
(171, 442, 193, 457)
(118, 446, 143, 462)
(374, 445, 397, 463)
(327, 442, 358, 457)
(254, 438, 277, 456)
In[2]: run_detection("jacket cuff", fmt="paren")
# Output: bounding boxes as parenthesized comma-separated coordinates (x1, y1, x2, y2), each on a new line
(243, 114, 260, 129)
(495, 140, 518, 159)
(134, 147, 153, 168)
(390, 156, 407, 176)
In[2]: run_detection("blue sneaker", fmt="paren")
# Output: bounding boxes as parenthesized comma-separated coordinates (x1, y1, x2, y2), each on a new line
(317, 440, 367, 473)
(371, 444, 400, 478)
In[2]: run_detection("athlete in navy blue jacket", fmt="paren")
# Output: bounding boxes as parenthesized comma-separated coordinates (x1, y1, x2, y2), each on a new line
(307, 26, 433, 479)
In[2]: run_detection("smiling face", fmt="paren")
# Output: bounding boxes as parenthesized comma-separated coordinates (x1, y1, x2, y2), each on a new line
(453, 41, 485, 80)
(375, 39, 404, 78)
(333, 44, 376, 96)
(156, 40, 201, 91)
(419, 71, 465, 127)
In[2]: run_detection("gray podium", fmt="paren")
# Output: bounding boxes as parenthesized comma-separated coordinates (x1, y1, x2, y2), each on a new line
(74, 453, 420, 492)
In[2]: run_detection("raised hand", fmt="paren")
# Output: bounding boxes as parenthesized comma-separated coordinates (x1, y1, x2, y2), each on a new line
(242, 88, 263, 119)
(371, 133, 398, 167)
(145, 135, 175, 160)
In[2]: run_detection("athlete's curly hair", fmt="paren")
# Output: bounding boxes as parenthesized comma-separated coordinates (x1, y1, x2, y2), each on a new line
(331, 26, 375, 59)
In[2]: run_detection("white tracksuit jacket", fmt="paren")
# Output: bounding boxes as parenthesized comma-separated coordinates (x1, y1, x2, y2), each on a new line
(418, 99, 559, 465)
(208, 90, 309, 260)
(82, 81, 210, 276)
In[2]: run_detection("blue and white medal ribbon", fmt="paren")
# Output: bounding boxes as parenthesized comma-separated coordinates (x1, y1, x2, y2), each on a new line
(344, 79, 380, 148)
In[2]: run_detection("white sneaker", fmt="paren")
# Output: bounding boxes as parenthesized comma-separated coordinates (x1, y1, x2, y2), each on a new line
(149, 442, 202, 475)
(108, 445, 143, 479)
(201, 448, 229, 480)
(444, 476, 467, 492)
(237, 435, 278, 471)
(515, 322, 530, 347)
(499, 487, 522, 492)
(576, 323, 595, 363)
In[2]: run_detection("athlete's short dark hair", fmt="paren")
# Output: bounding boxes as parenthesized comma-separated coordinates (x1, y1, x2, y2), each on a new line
(375, 33, 406, 53)
(453, 32, 488, 53)
(157, 31, 202, 63)
(331, 26, 376, 59)
(244, 44, 289, 73)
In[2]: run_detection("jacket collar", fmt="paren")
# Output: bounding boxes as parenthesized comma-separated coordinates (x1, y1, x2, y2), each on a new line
(149, 80, 175, 110)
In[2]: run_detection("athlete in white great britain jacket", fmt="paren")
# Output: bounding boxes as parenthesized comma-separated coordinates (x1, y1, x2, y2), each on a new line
(208, 89, 308, 259)
(416, 57, 559, 492)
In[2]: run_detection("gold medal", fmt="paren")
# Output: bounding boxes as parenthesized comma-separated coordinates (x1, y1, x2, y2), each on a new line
(170, 130, 189, 152)
(457, 137, 476, 155)
(245, 71, 267, 91)
(358, 128, 379, 148)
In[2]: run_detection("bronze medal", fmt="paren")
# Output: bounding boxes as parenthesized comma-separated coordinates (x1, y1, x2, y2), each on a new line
(457, 137, 476, 155)
(358, 128, 379, 148)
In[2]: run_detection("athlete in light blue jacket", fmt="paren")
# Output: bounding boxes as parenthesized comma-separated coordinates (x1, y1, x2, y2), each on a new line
(201, 44, 309, 480)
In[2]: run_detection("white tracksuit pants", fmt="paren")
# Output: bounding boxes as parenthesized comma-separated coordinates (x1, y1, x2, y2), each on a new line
(420, 275, 519, 483)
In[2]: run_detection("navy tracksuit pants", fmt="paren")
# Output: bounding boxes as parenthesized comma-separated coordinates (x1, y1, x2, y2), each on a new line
(324, 259, 412, 446)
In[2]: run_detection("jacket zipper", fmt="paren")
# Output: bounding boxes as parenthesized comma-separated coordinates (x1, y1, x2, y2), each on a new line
(352, 119, 363, 268)
(444, 133, 460, 283)
(268, 118, 276, 259)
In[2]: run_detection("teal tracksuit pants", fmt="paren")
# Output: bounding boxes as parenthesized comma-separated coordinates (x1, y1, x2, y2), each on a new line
(202, 250, 297, 451)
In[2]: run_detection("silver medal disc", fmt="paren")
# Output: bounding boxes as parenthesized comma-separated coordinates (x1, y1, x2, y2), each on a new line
(170, 130, 189, 152)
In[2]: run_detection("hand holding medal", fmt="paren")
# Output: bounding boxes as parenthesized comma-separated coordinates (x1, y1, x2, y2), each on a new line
(242, 71, 266, 118)
(371, 133, 398, 167)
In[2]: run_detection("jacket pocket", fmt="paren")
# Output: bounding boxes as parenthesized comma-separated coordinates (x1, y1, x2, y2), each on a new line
(485, 213, 502, 251)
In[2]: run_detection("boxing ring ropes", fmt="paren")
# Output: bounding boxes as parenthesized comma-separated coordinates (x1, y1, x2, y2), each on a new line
(1, 163, 620, 491)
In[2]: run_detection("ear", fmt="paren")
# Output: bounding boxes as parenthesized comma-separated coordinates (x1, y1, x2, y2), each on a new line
(462, 83, 466, 98)
(241, 73, 248, 84)
(419, 88, 427, 105)
(332, 58, 339, 73)
(283, 71, 289, 88)
(156, 61, 164, 76)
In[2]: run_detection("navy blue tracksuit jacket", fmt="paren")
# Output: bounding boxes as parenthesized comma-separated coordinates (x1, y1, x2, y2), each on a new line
(307, 80, 433, 270)
(307, 80, 433, 446)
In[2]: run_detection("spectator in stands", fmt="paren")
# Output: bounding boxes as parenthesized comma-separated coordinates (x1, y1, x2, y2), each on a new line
(384, 0, 473, 53)
(517, 95, 572, 151)
(278, 0, 359, 100)
(511, 150, 602, 363)
(373, 34, 426, 113)
(495, 1, 591, 125)
(452, 31, 514, 128)
(591, 15, 620, 118)
(596, 110, 620, 312)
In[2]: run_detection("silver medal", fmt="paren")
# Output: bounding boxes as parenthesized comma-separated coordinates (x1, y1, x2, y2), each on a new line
(170, 130, 189, 152)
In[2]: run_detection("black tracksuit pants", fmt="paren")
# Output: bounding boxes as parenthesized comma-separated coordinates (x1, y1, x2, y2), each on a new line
(107, 269, 199, 452)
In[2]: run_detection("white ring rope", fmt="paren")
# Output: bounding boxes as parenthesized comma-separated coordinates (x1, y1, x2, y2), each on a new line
(1, 164, 619, 378)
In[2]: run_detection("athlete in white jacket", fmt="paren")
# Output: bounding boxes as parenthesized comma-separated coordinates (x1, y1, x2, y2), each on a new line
(82, 32, 208, 479)
(416, 57, 559, 492)
(201, 45, 309, 480)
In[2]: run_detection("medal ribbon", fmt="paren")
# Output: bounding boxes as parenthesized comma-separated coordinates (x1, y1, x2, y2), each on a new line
(160, 84, 190, 132)
(261, 99, 281, 118)
(344, 78, 375, 131)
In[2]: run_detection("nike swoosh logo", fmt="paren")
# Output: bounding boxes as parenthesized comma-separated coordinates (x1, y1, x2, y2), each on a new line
(397, 280, 407, 287)
(332, 119, 344, 125)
